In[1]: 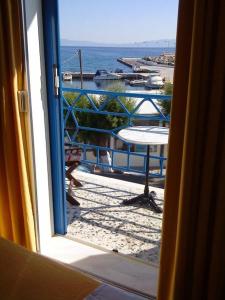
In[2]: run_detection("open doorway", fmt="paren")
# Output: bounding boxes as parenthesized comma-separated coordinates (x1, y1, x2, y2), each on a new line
(57, 0, 178, 295)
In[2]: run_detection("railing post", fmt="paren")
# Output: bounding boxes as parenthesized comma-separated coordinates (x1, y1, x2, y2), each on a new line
(78, 49, 83, 89)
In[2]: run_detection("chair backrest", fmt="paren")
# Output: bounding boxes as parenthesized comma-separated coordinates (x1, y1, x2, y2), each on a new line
(65, 145, 83, 162)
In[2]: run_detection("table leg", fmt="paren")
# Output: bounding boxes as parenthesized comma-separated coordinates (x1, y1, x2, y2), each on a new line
(144, 145, 150, 197)
(123, 145, 162, 213)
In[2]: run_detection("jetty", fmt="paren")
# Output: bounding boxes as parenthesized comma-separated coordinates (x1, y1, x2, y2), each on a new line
(117, 57, 174, 68)
(118, 57, 174, 83)
(146, 53, 175, 66)
(62, 72, 149, 80)
(117, 57, 139, 68)
(62, 55, 175, 83)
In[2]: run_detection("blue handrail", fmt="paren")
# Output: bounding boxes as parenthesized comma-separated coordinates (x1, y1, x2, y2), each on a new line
(62, 87, 171, 177)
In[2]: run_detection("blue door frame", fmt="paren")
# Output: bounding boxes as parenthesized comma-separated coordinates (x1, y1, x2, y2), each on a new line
(42, 0, 66, 234)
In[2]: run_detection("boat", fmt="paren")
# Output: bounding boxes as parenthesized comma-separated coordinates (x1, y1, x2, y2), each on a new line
(114, 68, 123, 73)
(63, 72, 72, 81)
(124, 79, 131, 85)
(93, 70, 122, 80)
(132, 65, 142, 73)
(145, 75, 164, 89)
(129, 79, 148, 86)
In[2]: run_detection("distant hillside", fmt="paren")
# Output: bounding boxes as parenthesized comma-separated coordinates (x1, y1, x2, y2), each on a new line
(61, 39, 103, 47)
(61, 38, 176, 48)
(132, 39, 176, 48)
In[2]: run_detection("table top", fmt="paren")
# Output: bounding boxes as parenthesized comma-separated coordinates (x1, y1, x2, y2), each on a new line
(118, 126, 169, 145)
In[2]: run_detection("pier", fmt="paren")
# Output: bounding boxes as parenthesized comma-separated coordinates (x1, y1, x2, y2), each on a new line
(118, 57, 174, 82)
(62, 72, 149, 80)
(117, 57, 138, 68)
(62, 56, 174, 83)
(117, 57, 174, 68)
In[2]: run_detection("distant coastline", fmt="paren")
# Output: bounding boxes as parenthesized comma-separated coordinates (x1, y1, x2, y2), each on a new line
(61, 38, 176, 48)
(61, 45, 176, 50)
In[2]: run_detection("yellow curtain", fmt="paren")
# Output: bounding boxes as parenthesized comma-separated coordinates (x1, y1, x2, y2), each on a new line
(158, 0, 225, 299)
(0, 1, 36, 251)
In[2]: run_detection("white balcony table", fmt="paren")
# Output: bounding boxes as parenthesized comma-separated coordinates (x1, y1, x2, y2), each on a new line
(118, 126, 169, 213)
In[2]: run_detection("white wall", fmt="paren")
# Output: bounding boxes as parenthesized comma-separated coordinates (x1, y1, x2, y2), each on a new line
(24, 0, 54, 250)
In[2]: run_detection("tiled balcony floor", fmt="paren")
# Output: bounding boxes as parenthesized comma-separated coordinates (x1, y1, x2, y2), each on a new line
(66, 171, 164, 265)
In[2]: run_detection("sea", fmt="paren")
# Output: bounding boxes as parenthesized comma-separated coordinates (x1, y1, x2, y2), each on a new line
(60, 46, 175, 91)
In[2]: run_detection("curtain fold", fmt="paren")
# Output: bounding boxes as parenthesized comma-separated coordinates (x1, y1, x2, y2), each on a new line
(0, 0, 36, 251)
(158, 0, 225, 299)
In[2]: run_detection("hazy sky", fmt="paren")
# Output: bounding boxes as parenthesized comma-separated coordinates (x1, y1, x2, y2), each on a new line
(59, 0, 179, 43)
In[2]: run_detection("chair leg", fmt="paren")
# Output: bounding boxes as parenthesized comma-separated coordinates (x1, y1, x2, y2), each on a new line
(66, 161, 83, 187)
(66, 192, 80, 206)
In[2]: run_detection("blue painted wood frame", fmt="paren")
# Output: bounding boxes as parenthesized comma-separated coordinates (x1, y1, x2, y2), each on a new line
(42, 0, 66, 234)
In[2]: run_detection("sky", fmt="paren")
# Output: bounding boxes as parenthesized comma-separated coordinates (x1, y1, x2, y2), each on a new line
(59, 0, 179, 43)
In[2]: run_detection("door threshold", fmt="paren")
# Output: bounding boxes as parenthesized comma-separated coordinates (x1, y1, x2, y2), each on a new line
(41, 235, 158, 297)
(66, 234, 159, 268)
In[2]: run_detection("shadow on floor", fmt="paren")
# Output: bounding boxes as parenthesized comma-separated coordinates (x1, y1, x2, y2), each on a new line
(66, 251, 158, 298)
(66, 172, 164, 266)
(96, 172, 165, 189)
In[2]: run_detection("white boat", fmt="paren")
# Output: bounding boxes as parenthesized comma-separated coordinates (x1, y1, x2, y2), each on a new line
(63, 72, 72, 81)
(145, 75, 164, 89)
(93, 70, 122, 80)
(129, 79, 148, 86)
(132, 65, 142, 73)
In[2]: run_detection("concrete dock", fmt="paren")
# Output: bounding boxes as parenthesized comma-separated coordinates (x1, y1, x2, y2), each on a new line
(62, 56, 174, 83)
(117, 57, 174, 69)
(117, 57, 174, 82)
(62, 72, 150, 80)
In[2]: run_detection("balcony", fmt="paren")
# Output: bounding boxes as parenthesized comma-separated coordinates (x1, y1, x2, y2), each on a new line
(63, 88, 171, 266)
(67, 170, 164, 265)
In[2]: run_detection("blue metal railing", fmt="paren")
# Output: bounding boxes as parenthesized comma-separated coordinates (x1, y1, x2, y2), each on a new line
(62, 88, 171, 177)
